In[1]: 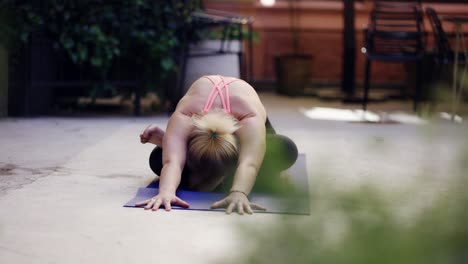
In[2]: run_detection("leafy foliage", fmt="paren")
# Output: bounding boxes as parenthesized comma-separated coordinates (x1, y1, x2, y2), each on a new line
(228, 146, 468, 264)
(0, 0, 202, 97)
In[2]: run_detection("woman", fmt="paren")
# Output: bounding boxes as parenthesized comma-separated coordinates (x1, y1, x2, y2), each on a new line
(137, 75, 298, 214)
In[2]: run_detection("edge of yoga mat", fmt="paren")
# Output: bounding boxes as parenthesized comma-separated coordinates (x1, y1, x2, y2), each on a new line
(124, 154, 310, 215)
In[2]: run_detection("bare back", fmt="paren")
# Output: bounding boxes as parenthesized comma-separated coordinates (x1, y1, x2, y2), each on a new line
(175, 75, 266, 122)
(161, 75, 267, 197)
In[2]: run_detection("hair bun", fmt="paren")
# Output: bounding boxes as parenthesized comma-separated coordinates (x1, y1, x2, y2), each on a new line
(192, 110, 240, 136)
(187, 110, 241, 182)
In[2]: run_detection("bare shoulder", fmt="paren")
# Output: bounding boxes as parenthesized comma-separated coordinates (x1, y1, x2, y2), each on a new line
(174, 75, 266, 121)
(185, 76, 213, 94)
(173, 77, 213, 115)
(164, 110, 193, 142)
(173, 93, 204, 116)
(167, 110, 192, 128)
(229, 79, 266, 121)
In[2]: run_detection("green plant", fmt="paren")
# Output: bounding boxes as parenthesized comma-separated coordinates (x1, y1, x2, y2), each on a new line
(225, 145, 468, 264)
(202, 26, 259, 43)
(0, 0, 201, 100)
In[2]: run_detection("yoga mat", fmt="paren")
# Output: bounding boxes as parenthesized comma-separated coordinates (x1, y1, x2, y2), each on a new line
(124, 154, 310, 215)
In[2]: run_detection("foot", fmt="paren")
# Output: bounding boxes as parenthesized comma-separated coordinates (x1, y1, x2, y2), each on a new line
(140, 125, 165, 146)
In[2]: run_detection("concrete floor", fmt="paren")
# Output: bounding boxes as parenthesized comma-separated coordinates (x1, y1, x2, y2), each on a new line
(0, 92, 467, 263)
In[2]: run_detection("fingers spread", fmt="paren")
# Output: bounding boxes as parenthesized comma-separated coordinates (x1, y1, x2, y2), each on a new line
(226, 203, 236, 214)
(145, 199, 157, 210)
(237, 202, 244, 215)
(151, 199, 163, 211)
(175, 198, 190, 208)
(164, 199, 172, 211)
(244, 204, 254, 215)
(135, 199, 149, 207)
(211, 199, 227, 209)
(250, 203, 267, 211)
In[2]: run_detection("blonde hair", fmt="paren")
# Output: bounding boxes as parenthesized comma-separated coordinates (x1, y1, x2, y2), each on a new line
(187, 110, 241, 178)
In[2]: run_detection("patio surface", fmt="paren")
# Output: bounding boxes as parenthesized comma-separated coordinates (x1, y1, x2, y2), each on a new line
(0, 92, 467, 263)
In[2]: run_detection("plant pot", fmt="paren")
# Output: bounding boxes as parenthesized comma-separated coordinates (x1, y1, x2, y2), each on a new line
(184, 40, 241, 91)
(275, 54, 312, 96)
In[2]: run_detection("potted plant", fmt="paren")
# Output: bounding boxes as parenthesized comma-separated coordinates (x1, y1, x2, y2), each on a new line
(275, 0, 313, 96)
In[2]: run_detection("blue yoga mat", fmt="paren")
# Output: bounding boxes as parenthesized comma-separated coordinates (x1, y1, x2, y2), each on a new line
(124, 154, 310, 215)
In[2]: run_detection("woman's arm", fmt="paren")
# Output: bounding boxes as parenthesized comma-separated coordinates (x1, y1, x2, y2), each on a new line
(211, 115, 267, 214)
(135, 111, 193, 211)
(231, 116, 266, 195)
(158, 112, 193, 194)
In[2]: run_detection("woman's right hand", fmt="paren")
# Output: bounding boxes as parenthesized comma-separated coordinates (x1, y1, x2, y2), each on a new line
(140, 124, 165, 146)
(135, 192, 190, 211)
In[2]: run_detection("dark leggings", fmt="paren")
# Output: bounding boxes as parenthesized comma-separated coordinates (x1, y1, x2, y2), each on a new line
(149, 117, 298, 192)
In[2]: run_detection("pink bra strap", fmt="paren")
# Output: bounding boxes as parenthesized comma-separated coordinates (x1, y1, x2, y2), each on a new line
(203, 76, 225, 112)
(205, 76, 228, 112)
(203, 76, 237, 113)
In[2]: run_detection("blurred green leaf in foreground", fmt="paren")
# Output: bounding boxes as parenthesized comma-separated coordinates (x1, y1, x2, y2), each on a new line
(226, 144, 468, 264)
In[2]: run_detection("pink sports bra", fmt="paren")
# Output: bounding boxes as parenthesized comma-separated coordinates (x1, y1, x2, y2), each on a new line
(202, 75, 239, 113)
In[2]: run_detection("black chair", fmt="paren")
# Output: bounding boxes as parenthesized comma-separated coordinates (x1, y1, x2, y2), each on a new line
(426, 7, 467, 68)
(362, 1, 425, 112)
(174, 7, 254, 107)
(426, 7, 467, 119)
(374, 0, 421, 10)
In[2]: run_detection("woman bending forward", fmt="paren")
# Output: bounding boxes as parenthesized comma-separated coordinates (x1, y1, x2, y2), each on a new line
(137, 75, 298, 215)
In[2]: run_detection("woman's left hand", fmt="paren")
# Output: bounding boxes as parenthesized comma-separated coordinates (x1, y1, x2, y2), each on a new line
(210, 191, 266, 215)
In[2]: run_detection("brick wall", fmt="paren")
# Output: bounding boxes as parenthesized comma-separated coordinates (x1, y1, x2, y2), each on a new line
(205, 0, 468, 85)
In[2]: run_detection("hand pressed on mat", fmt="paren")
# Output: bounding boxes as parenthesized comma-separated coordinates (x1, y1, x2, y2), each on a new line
(211, 191, 266, 215)
(135, 192, 189, 211)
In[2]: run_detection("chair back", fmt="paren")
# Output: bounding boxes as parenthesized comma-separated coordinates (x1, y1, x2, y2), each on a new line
(374, 0, 421, 9)
(426, 7, 453, 63)
(364, 1, 424, 61)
